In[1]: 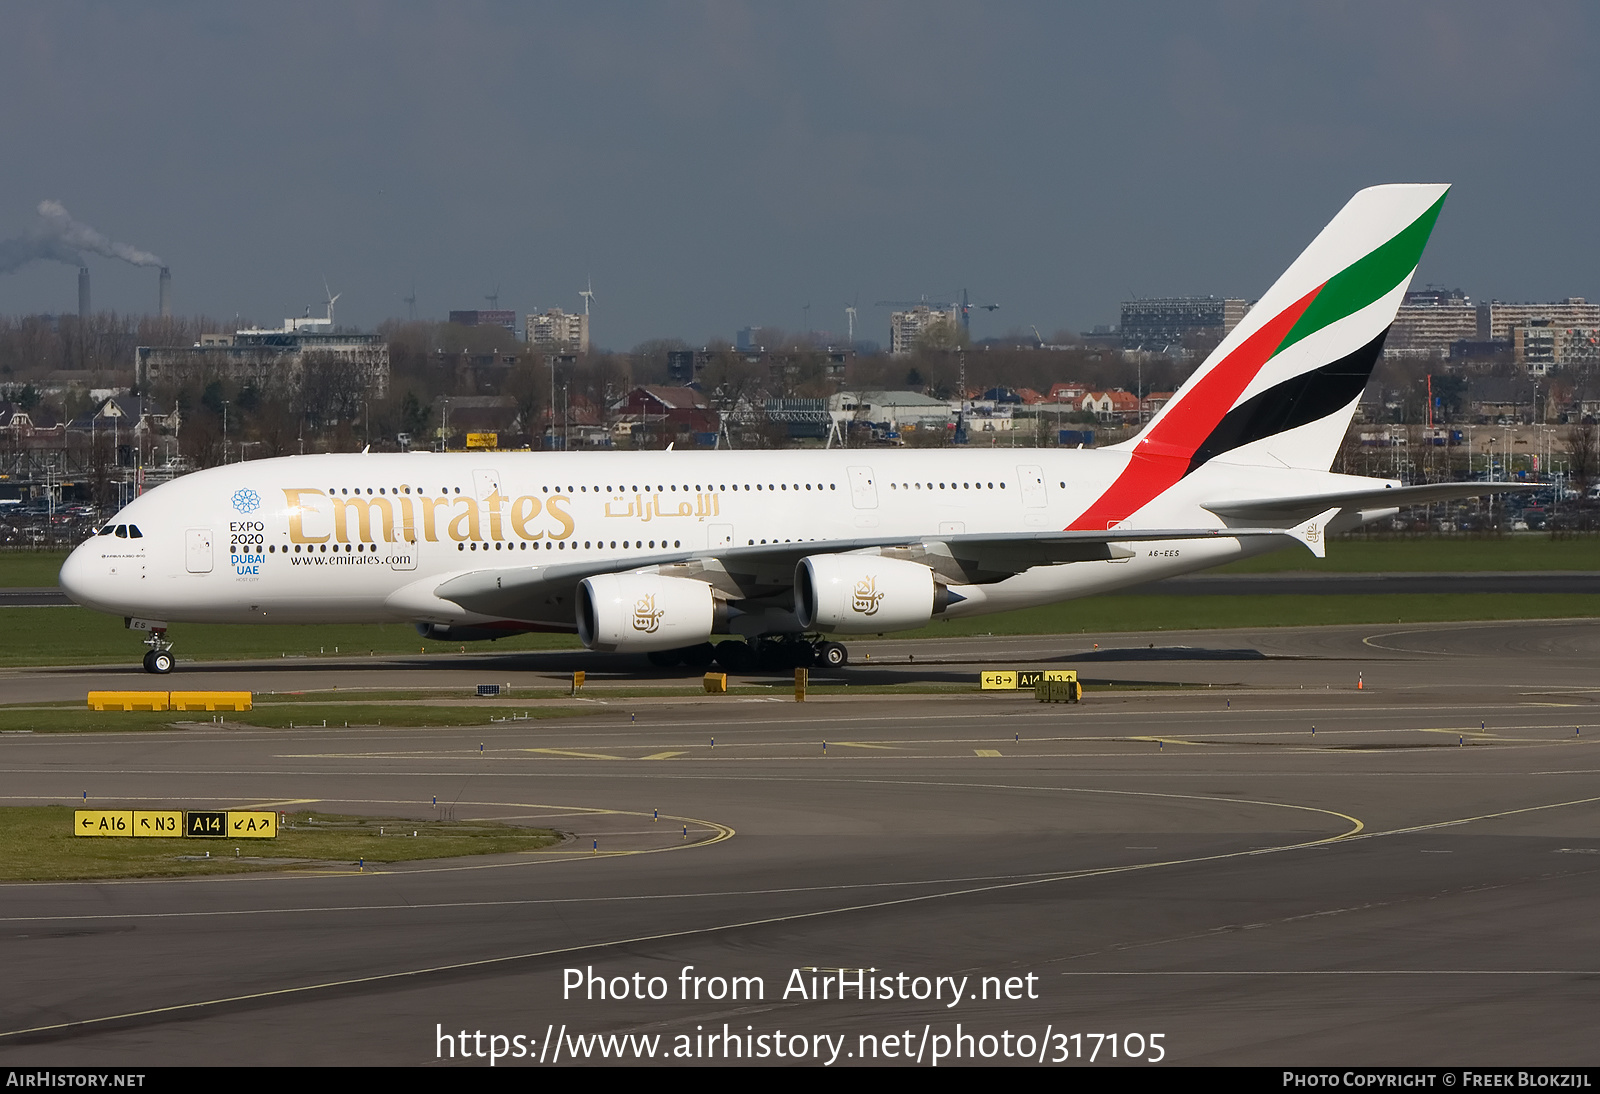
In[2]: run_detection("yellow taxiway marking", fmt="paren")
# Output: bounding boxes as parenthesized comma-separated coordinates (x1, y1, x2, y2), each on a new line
(974, 749, 1001, 757)
(830, 741, 901, 750)
(1130, 736, 1202, 746)
(641, 751, 686, 760)
(229, 798, 320, 810)
(521, 748, 625, 760)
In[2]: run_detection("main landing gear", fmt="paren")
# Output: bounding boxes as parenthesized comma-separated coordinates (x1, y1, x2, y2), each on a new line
(646, 636, 849, 673)
(140, 629, 175, 675)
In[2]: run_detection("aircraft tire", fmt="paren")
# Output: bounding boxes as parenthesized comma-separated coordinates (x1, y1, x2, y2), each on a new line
(818, 641, 848, 668)
(713, 641, 755, 673)
(680, 642, 717, 667)
(148, 650, 175, 675)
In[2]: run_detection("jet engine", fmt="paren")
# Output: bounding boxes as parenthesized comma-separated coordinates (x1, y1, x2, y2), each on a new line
(794, 554, 951, 634)
(577, 573, 729, 652)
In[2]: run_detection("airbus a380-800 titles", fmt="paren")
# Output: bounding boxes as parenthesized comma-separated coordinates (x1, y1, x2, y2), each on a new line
(61, 184, 1507, 674)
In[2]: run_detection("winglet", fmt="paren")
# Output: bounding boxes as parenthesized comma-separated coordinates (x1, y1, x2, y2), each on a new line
(1283, 507, 1341, 559)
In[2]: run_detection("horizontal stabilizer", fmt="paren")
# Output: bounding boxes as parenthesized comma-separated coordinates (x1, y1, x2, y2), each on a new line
(1204, 482, 1524, 526)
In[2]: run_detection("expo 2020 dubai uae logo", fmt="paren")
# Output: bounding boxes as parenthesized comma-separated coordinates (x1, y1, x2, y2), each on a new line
(231, 488, 261, 514)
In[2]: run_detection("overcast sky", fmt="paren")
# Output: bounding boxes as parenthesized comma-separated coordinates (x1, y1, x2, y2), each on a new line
(1, 1, 1594, 350)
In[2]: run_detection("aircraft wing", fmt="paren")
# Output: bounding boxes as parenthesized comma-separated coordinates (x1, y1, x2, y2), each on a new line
(429, 524, 1320, 623)
(1202, 482, 1524, 526)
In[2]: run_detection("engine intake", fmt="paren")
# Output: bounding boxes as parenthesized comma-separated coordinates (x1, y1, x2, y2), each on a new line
(795, 554, 948, 634)
(577, 573, 729, 652)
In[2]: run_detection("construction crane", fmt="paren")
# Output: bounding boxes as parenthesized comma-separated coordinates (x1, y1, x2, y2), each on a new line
(874, 288, 998, 332)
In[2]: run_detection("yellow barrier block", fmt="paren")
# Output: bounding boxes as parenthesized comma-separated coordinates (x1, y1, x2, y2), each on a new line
(794, 667, 808, 702)
(133, 810, 184, 837)
(73, 810, 133, 836)
(702, 672, 727, 694)
(87, 691, 168, 711)
(228, 811, 278, 839)
(169, 691, 253, 712)
(980, 671, 1018, 691)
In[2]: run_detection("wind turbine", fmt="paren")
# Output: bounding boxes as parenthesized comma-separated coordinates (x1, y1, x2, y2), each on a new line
(485, 284, 500, 310)
(845, 296, 858, 344)
(322, 277, 341, 326)
(403, 281, 417, 321)
(579, 277, 596, 316)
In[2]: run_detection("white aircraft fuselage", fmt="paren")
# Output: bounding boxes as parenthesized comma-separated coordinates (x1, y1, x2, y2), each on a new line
(59, 446, 1367, 632)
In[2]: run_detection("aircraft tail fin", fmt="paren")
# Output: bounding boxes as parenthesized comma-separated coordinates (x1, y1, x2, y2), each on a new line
(1125, 184, 1447, 471)
(1072, 185, 1447, 531)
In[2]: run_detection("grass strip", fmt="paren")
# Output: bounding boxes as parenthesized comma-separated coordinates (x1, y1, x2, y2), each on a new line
(2, 591, 1598, 669)
(0, 807, 559, 881)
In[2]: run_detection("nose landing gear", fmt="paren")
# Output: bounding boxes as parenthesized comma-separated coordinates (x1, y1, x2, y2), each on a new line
(140, 629, 175, 674)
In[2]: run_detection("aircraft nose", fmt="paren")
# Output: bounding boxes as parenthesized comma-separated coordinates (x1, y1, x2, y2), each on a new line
(58, 540, 104, 609)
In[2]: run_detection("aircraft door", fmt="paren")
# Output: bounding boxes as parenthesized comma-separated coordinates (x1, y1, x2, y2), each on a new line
(1016, 464, 1048, 508)
(847, 466, 878, 509)
(185, 528, 213, 573)
(472, 468, 502, 501)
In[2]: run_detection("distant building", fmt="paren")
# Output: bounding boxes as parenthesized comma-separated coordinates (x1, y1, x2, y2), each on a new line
(449, 310, 517, 331)
(1510, 321, 1600, 375)
(1119, 297, 1251, 351)
(616, 386, 718, 438)
(1448, 338, 1512, 365)
(1388, 289, 1477, 358)
(666, 349, 706, 385)
(736, 327, 763, 352)
(889, 306, 959, 356)
(1476, 299, 1600, 341)
(1081, 390, 1140, 423)
(135, 323, 389, 397)
(526, 308, 590, 354)
(830, 390, 952, 431)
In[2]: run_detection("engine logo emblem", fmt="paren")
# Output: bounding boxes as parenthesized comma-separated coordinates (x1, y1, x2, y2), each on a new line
(632, 593, 664, 633)
(851, 576, 883, 616)
(231, 488, 261, 514)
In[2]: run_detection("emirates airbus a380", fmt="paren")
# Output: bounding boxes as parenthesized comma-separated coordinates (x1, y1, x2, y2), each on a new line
(61, 184, 1503, 674)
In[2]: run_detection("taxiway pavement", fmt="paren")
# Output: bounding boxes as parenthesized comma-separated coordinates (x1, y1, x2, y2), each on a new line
(1, 620, 1597, 1066)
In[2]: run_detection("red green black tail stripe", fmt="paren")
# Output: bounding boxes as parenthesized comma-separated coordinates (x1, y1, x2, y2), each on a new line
(1066, 194, 1444, 532)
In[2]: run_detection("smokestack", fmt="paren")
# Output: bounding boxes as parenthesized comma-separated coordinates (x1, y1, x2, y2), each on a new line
(78, 266, 90, 322)
(159, 266, 171, 318)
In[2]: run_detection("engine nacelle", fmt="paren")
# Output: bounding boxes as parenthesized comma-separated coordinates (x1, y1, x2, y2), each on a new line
(577, 573, 728, 652)
(795, 554, 947, 634)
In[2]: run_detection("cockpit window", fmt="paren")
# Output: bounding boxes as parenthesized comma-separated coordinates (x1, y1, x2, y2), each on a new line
(98, 526, 114, 536)
(114, 525, 128, 538)
(127, 525, 143, 538)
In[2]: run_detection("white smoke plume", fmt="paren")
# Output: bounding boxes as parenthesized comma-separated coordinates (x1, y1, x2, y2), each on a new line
(0, 200, 162, 275)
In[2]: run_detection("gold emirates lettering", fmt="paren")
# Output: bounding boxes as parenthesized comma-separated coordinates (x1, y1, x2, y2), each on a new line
(280, 488, 575, 544)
